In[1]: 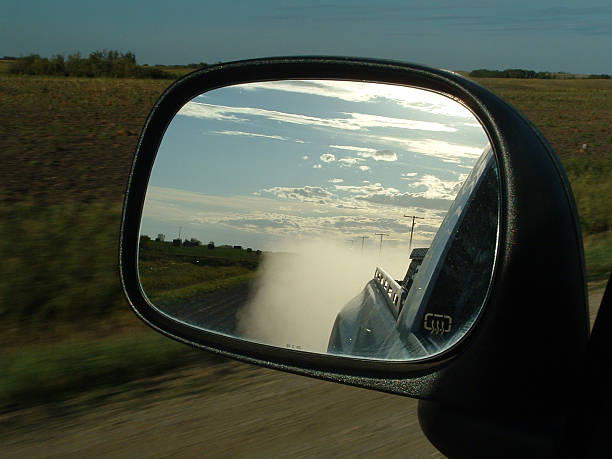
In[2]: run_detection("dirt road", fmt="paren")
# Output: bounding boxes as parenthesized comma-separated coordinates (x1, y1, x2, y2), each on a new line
(2, 361, 442, 458)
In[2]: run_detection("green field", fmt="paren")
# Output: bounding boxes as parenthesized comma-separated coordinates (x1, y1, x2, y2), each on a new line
(1, 72, 610, 409)
(139, 240, 260, 306)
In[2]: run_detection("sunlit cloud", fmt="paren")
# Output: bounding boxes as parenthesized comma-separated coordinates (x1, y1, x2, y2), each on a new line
(408, 174, 468, 200)
(343, 112, 456, 132)
(359, 165, 371, 171)
(335, 182, 400, 196)
(313, 164, 322, 169)
(142, 186, 447, 250)
(401, 172, 418, 178)
(357, 149, 397, 162)
(338, 157, 365, 166)
(329, 178, 344, 183)
(329, 145, 377, 153)
(179, 102, 361, 130)
(211, 130, 288, 141)
(237, 80, 477, 119)
(178, 102, 245, 121)
(261, 186, 332, 202)
(179, 102, 461, 134)
(320, 153, 336, 163)
(374, 135, 487, 161)
(329, 145, 397, 162)
(302, 155, 309, 160)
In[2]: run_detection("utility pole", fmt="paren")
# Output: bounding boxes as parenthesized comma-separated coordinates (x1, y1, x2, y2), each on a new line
(403, 214, 424, 253)
(359, 235, 369, 253)
(374, 233, 388, 254)
(178, 226, 182, 240)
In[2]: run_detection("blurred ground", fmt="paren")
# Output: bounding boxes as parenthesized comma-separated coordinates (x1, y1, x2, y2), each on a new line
(1, 285, 604, 458)
(1, 73, 609, 458)
(2, 361, 441, 458)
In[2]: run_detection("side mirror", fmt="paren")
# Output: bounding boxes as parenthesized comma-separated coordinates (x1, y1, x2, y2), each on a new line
(120, 57, 589, 457)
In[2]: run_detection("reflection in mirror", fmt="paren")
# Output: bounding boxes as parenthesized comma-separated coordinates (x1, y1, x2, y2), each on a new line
(139, 80, 498, 361)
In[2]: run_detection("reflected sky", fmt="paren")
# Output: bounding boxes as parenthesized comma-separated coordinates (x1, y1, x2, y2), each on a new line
(141, 80, 489, 252)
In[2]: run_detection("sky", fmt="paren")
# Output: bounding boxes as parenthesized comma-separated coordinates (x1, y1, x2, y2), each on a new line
(2, 0, 611, 74)
(140, 80, 489, 256)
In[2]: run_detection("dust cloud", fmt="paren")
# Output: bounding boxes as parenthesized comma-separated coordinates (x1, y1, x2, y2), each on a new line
(235, 239, 410, 353)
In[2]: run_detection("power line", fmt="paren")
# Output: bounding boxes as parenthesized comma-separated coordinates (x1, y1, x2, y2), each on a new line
(403, 214, 424, 253)
(374, 233, 388, 254)
(358, 235, 369, 253)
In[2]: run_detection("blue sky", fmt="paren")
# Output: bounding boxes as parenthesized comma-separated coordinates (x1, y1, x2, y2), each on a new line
(140, 81, 489, 252)
(3, 0, 611, 73)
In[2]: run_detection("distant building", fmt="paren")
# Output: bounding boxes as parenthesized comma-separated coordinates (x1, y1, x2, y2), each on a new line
(155, 233, 165, 242)
(172, 238, 182, 246)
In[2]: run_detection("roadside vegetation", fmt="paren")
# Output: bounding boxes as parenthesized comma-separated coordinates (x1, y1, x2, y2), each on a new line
(139, 240, 260, 305)
(1, 67, 610, 410)
(469, 68, 611, 79)
(7, 50, 178, 79)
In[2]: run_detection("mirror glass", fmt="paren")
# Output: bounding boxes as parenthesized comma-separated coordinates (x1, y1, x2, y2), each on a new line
(139, 80, 498, 361)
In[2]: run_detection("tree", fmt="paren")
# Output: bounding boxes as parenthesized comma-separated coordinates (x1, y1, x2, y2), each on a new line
(207, 241, 215, 249)
(139, 234, 151, 248)
(155, 233, 165, 242)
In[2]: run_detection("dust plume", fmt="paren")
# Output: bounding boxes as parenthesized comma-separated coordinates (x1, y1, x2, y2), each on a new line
(236, 239, 409, 353)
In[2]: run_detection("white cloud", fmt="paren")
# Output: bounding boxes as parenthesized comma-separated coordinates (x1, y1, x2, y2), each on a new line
(313, 164, 322, 169)
(178, 102, 360, 131)
(302, 155, 309, 160)
(237, 80, 477, 119)
(329, 145, 377, 153)
(357, 149, 398, 162)
(335, 182, 400, 197)
(329, 145, 397, 162)
(329, 178, 344, 183)
(320, 153, 336, 163)
(142, 185, 447, 252)
(374, 135, 487, 162)
(211, 130, 287, 141)
(343, 112, 456, 132)
(408, 174, 468, 200)
(261, 186, 333, 201)
(401, 172, 418, 178)
(178, 103, 245, 121)
(338, 157, 365, 166)
(359, 165, 371, 171)
(179, 101, 462, 134)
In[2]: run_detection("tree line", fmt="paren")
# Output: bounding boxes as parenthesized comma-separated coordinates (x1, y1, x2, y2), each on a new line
(469, 68, 611, 79)
(8, 50, 179, 79)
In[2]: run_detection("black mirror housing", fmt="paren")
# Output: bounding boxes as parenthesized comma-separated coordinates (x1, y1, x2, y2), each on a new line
(120, 57, 589, 457)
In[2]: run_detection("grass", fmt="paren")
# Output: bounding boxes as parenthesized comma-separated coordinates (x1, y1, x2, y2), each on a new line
(0, 331, 224, 410)
(0, 201, 126, 322)
(0, 72, 610, 409)
(148, 272, 256, 306)
(139, 239, 261, 303)
(472, 77, 612, 235)
(584, 232, 612, 283)
(140, 259, 252, 293)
